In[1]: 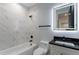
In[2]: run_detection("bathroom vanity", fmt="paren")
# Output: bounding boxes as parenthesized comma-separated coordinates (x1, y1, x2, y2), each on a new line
(49, 36, 79, 55)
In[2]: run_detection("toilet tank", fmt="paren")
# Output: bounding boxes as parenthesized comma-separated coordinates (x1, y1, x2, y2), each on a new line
(39, 41, 49, 49)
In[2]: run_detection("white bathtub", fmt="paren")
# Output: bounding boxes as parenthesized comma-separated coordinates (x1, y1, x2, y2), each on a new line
(0, 42, 37, 55)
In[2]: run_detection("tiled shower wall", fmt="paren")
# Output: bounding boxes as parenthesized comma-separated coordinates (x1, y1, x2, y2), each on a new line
(0, 3, 37, 51)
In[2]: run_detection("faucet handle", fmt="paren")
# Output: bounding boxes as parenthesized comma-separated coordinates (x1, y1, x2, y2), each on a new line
(30, 35, 33, 39)
(63, 36, 65, 40)
(29, 40, 32, 42)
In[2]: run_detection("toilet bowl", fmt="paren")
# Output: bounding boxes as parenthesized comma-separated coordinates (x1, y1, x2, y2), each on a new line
(33, 41, 49, 55)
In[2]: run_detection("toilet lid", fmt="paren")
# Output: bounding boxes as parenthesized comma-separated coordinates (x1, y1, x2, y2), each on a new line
(33, 48, 47, 55)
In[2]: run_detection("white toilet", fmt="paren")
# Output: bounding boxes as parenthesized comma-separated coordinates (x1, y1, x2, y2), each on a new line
(33, 40, 49, 55)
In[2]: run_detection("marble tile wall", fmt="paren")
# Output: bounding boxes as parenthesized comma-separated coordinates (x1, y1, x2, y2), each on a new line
(0, 3, 35, 51)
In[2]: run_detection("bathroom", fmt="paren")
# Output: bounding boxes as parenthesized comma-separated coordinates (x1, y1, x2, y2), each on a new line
(0, 2, 79, 56)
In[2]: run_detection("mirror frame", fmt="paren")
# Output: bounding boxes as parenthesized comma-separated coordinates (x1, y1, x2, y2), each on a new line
(52, 3, 77, 31)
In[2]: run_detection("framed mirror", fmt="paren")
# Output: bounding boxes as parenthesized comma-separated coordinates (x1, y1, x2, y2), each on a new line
(53, 3, 77, 31)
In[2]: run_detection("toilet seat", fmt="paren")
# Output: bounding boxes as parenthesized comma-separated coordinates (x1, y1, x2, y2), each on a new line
(33, 40, 49, 55)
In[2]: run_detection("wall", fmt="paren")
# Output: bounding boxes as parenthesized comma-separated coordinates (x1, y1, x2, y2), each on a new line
(29, 3, 58, 43)
(0, 3, 32, 51)
(29, 3, 79, 44)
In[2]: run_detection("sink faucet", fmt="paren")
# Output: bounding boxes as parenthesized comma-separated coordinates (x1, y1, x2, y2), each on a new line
(63, 36, 65, 40)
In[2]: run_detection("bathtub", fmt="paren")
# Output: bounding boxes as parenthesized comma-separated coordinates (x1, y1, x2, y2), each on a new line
(0, 42, 37, 55)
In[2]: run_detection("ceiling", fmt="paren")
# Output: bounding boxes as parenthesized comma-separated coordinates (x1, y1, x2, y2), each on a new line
(20, 3, 61, 8)
(20, 3, 36, 8)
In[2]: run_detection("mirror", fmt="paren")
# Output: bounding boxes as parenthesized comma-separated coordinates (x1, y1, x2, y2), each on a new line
(53, 3, 77, 31)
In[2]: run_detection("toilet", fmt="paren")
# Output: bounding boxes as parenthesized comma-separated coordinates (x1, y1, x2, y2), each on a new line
(33, 40, 49, 55)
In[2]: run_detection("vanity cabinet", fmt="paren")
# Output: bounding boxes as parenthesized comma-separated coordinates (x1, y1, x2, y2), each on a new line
(49, 44, 79, 55)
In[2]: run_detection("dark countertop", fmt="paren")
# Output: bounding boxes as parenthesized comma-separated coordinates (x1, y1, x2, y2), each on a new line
(49, 36, 79, 51)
